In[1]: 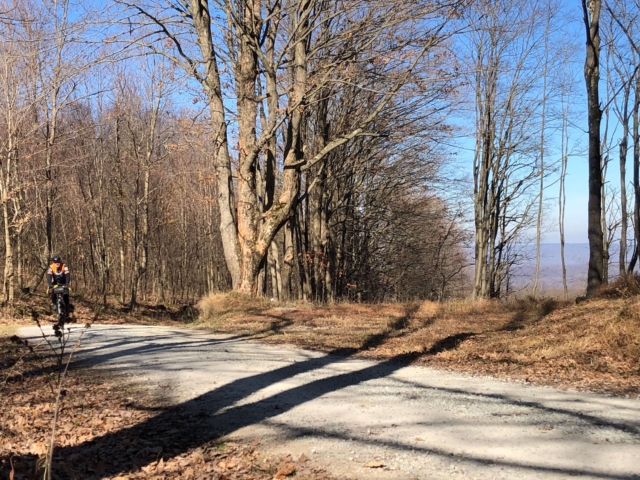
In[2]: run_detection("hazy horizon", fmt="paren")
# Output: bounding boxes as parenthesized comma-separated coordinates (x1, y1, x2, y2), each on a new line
(468, 243, 625, 294)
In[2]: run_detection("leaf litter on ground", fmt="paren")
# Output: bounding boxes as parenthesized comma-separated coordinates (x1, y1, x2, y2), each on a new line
(0, 332, 335, 480)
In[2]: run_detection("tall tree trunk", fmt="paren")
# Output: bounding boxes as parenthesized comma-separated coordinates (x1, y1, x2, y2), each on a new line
(311, 171, 323, 300)
(582, 0, 604, 296)
(533, 11, 550, 297)
(130, 172, 140, 307)
(533, 158, 544, 297)
(236, 0, 310, 294)
(282, 218, 295, 300)
(0, 136, 17, 303)
(472, 29, 497, 300)
(16, 231, 22, 292)
(269, 241, 281, 300)
(473, 120, 492, 299)
(119, 224, 126, 305)
(235, 0, 262, 294)
(321, 199, 334, 303)
(619, 98, 630, 276)
(2, 200, 13, 303)
(114, 116, 127, 305)
(631, 71, 640, 273)
(27, 84, 59, 294)
(189, 1, 241, 288)
(130, 85, 158, 308)
(296, 206, 310, 301)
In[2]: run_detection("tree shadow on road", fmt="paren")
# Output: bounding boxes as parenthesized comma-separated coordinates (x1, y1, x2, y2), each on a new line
(4, 323, 640, 480)
(424, 332, 475, 354)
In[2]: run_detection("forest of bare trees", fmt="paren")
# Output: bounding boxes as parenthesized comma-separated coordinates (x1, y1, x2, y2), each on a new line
(1, 0, 640, 306)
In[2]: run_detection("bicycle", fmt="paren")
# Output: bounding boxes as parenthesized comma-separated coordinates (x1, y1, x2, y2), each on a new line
(51, 284, 70, 325)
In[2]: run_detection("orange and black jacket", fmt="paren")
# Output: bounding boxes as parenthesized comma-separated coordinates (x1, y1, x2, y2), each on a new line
(46, 263, 70, 288)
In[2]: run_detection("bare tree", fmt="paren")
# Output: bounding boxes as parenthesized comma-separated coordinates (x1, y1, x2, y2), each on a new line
(116, 0, 465, 295)
(605, 0, 640, 274)
(0, 0, 473, 306)
(558, 77, 572, 300)
(467, 0, 564, 299)
(533, 3, 554, 298)
(582, 0, 605, 296)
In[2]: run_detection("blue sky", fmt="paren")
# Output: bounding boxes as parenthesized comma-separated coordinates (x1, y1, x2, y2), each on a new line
(533, 0, 634, 246)
(562, 165, 589, 243)
(452, 0, 621, 245)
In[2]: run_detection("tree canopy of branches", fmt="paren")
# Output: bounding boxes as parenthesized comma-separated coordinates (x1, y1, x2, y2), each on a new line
(12, 0, 640, 304)
(0, 0, 470, 306)
(114, 0, 468, 295)
(465, 0, 568, 299)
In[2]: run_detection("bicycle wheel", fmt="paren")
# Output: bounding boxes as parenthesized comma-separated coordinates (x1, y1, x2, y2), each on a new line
(57, 296, 66, 323)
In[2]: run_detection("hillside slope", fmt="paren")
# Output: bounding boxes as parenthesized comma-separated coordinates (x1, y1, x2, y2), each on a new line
(198, 293, 640, 396)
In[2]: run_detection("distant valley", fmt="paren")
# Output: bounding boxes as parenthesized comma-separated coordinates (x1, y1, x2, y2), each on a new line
(468, 243, 624, 295)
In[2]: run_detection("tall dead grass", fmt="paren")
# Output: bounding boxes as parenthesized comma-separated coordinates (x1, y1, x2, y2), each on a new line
(438, 298, 503, 317)
(417, 296, 561, 320)
(592, 274, 640, 299)
(197, 292, 271, 323)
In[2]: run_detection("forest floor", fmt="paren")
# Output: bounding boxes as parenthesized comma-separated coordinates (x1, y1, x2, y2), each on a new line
(1, 287, 639, 479)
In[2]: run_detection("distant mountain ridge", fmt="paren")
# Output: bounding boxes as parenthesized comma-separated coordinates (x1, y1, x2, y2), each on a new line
(511, 243, 618, 292)
(466, 243, 627, 293)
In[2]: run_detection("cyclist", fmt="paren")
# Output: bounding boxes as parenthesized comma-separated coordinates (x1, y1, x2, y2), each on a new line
(46, 255, 72, 314)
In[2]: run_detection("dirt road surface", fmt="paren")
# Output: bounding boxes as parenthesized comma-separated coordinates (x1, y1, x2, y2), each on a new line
(19, 325, 640, 479)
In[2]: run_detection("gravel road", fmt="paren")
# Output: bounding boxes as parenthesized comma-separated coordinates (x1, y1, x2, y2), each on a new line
(19, 324, 640, 480)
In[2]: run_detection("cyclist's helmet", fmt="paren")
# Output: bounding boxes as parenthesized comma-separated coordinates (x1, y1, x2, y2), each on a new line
(52, 255, 62, 263)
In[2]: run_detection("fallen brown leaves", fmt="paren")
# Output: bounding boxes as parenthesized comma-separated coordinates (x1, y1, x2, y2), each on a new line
(108, 445, 323, 480)
(430, 297, 640, 395)
(0, 334, 334, 480)
(197, 293, 640, 397)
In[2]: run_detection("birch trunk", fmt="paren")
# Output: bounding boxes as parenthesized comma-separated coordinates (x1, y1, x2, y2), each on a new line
(559, 100, 569, 300)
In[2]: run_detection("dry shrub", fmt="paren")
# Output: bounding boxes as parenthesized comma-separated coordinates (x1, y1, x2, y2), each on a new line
(197, 292, 271, 323)
(592, 274, 640, 299)
(415, 301, 440, 320)
(438, 296, 563, 321)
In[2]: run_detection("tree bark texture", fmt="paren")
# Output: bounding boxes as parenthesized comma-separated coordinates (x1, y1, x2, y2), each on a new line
(582, 0, 605, 296)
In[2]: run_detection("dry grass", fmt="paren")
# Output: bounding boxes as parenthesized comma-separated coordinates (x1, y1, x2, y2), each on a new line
(6, 291, 636, 396)
(592, 274, 640, 299)
(0, 325, 18, 337)
(433, 297, 640, 392)
(197, 291, 273, 322)
(196, 292, 640, 396)
(0, 293, 204, 329)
